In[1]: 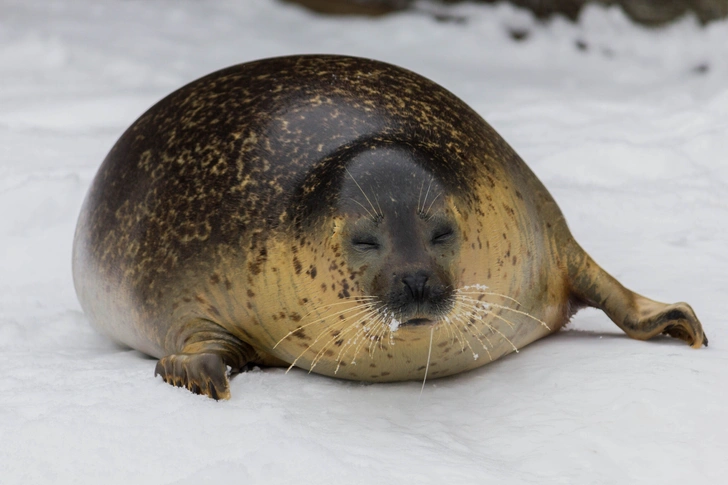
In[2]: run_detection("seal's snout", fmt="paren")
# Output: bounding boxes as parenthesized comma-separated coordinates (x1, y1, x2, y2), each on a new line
(391, 269, 452, 326)
(402, 271, 429, 302)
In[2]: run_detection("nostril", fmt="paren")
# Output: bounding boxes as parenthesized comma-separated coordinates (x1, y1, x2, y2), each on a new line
(402, 272, 429, 301)
(402, 275, 416, 298)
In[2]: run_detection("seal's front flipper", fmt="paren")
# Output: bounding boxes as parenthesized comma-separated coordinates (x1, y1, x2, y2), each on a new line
(154, 319, 259, 400)
(155, 353, 231, 400)
(566, 240, 708, 348)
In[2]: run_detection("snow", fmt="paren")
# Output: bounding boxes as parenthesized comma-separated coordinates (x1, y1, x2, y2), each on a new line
(1, 0, 727, 483)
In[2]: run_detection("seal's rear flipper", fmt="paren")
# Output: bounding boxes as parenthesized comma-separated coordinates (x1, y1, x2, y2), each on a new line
(566, 240, 708, 348)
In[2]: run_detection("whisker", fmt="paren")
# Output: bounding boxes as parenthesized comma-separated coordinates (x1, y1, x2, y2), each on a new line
(296, 296, 379, 320)
(452, 316, 473, 353)
(308, 303, 381, 368)
(417, 178, 426, 214)
(419, 325, 435, 401)
(334, 303, 388, 372)
(481, 315, 519, 353)
(456, 297, 513, 328)
(347, 304, 400, 367)
(486, 303, 551, 330)
(457, 295, 550, 330)
(452, 313, 494, 362)
(453, 299, 520, 353)
(293, 295, 379, 322)
(441, 313, 459, 347)
(437, 311, 475, 358)
(422, 176, 434, 215)
(424, 191, 441, 218)
(367, 314, 390, 358)
(274, 301, 376, 348)
(447, 312, 484, 360)
(456, 285, 525, 307)
(345, 168, 381, 220)
(349, 319, 381, 366)
(349, 197, 376, 221)
(286, 305, 378, 371)
(310, 322, 358, 371)
(373, 193, 383, 220)
(311, 308, 379, 372)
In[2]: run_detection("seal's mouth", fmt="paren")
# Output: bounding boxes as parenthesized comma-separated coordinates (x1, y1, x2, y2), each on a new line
(402, 318, 433, 326)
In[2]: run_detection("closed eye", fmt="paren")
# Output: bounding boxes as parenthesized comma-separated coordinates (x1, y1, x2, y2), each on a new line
(352, 238, 381, 251)
(431, 227, 454, 245)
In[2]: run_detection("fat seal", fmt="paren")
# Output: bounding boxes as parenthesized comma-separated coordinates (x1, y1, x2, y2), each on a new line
(72, 55, 707, 399)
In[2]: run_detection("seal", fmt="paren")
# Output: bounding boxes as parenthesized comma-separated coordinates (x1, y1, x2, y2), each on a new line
(72, 55, 707, 400)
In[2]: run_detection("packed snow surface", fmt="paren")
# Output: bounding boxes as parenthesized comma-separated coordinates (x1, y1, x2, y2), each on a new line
(1, 1, 727, 483)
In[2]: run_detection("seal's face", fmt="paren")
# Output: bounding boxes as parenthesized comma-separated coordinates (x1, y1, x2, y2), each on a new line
(336, 147, 460, 329)
(260, 145, 488, 380)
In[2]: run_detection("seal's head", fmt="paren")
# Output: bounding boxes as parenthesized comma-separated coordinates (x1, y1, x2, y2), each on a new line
(335, 146, 460, 330)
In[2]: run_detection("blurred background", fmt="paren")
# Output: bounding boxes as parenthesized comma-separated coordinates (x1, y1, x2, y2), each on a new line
(285, 0, 728, 25)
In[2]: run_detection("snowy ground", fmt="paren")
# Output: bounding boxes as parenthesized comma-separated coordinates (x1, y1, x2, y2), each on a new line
(1, 0, 727, 483)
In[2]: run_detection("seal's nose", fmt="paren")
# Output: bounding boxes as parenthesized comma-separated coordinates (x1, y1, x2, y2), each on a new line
(402, 271, 430, 302)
